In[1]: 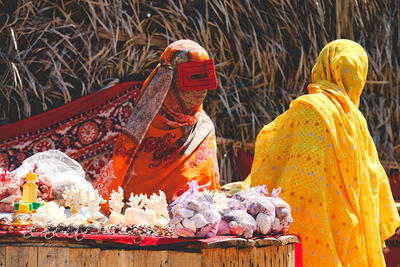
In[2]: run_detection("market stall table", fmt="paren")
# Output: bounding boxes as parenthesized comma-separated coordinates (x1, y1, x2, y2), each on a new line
(0, 232, 300, 267)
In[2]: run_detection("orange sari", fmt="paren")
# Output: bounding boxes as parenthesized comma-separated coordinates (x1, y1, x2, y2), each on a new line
(94, 40, 220, 204)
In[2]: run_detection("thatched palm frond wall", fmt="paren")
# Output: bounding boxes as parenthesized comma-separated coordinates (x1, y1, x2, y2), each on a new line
(0, 0, 399, 182)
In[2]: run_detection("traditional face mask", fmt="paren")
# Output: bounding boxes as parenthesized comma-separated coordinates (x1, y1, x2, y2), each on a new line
(177, 59, 217, 91)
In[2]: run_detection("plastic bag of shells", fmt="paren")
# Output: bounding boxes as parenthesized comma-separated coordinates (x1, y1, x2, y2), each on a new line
(216, 185, 293, 238)
(168, 181, 221, 238)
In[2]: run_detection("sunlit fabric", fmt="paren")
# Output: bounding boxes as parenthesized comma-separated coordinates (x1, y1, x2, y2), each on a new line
(244, 39, 400, 266)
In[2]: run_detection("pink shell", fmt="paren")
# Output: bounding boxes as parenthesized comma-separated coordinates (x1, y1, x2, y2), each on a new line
(174, 227, 195, 238)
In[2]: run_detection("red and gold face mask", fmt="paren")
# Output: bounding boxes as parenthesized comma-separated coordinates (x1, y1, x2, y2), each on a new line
(177, 59, 217, 91)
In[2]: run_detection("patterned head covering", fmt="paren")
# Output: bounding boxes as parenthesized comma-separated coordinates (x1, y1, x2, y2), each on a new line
(125, 40, 210, 144)
(141, 40, 210, 95)
(161, 39, 209, 66)
(310, 39, 368, 107)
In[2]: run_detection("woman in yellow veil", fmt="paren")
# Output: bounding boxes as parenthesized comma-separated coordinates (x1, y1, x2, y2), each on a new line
(244, 39, 399, 266)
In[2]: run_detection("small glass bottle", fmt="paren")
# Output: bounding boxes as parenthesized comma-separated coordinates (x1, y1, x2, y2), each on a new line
(22, 173, 38, 203)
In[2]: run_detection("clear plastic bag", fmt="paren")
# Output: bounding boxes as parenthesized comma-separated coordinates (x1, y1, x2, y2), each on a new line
(227, 185, 277, 236)
(267, 188, 293, 234)
(12, 150, 93, 205)
(0, 169, 22, 212)
(218, 208, 257, 238)
(168, 181, 221, 238)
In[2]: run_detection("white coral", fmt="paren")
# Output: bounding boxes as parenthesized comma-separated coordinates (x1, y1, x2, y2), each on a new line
(128, 193, 147, 209)
(125, 192, 148, 225)
(107, 211, 126, 225)
(62, 185, 87, 213)
(32, 202, 66, 225)
(146, 190, 169, 226)
(109, 186, 124, 213)
(124, 190, 168, 226)
(125, 208, 143, 225)
(87, 189, 106, 218)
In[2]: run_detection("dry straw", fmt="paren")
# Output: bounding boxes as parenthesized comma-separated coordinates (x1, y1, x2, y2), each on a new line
(0, 0, 399, 182)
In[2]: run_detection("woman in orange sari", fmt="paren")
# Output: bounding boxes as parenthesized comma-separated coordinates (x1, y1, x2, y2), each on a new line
(94, 40, 220, 204)
(244, 39, 399, 266)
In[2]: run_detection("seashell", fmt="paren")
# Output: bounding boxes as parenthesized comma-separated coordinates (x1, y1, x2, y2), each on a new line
(230, 224, 244, 236)
(227, 198, 241, 210)
(268, 195, 293, 231)
(64, 213, 87, 225)
(242, 229, 253, 239)
(276, 207, 290, 218)
(202, 209, 221, 223)
(256, 213, 273, 235)
(228, 220, 238, 229)
(154, 217, 169, 227)
(196, 221, 219, 238)
(174, 227, 195, 238)
(213, 191, 229, 211)
(32, 202, 66, 225)
(192, 213, 207, 228)
(281, 216, 293, 233)
(173, 222, 184, 230)
(169, 215, 183, 226)
(179, 208, 195, 218)
(220, 209, 257, 238)
(200, 193, 214, 204)
(186, 200, 201, 211)
(270, 217, 282, 233)
(247, 200, 275, 217)
(171, 204, 182, 217)
(247, 203, 259, 217)
(182, 218, 196, 232)
(201, 202, 215, 212)
(217, 220, 230, 235)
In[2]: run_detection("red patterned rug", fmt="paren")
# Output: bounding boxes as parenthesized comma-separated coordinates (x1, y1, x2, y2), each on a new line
(0, 81, 143, 182)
